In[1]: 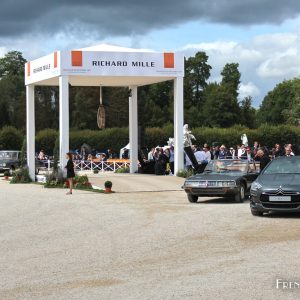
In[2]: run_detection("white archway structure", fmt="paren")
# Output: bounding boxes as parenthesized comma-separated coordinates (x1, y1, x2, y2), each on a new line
(25, 44, 184, 179)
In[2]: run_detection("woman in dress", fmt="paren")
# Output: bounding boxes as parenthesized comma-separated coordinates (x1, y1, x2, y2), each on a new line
(65, 152, 75, 195)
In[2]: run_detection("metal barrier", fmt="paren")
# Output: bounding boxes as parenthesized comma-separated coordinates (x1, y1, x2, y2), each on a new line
(38, 160, 130, 172)
(73, 160, 130, 172)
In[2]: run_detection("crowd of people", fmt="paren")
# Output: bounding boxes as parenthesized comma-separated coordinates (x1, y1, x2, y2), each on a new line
(145, 146, 175, 175)
(184, 142, 297, 173)
(36, 141, 298, 176)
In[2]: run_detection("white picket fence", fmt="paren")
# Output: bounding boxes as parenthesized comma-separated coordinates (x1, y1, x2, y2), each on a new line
(39, 159, 131, 173)
(73, 160, 130, 172)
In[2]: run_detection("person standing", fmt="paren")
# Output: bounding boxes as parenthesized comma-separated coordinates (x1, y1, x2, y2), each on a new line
(238, 144, 246, 159)
(65, 152, 75, 195)
(245, 147, 254, 162)
(273, 143, 283, 157)
(203, 146, 212, 163)
(155, 148, 169, 175)
(169, 146, 175, 174)
(228, 147, 236, 159)
(218, 145, 228, 159)
(256, 150, 270, 173)
(284, 146, 294, 157)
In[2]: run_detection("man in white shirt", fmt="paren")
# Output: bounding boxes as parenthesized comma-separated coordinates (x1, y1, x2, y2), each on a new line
(203, 146, 212, 163)
(238, 144, 246, 158)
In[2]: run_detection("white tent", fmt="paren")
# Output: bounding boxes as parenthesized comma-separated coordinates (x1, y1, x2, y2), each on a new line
(25, 44, 184, 179)
(120, 143, 130, 159)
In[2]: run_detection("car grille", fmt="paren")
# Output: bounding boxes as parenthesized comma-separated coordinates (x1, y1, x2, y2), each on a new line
(262, 203, 299, 209)
(196, 181, 218, 187)
(260, 190, 300, 209)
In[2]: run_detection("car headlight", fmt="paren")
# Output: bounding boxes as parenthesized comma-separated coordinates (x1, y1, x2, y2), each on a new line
(251, 181, 262, 191)
(184, 181, 200, 187)
(222, 181, 236, 187)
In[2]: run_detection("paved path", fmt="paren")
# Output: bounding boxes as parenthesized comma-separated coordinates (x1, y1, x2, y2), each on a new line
(0, 175, 300, 299)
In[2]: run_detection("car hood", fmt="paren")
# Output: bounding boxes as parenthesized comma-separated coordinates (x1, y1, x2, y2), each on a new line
(186, 173, 242, 181)
(258, 174, 300, 188)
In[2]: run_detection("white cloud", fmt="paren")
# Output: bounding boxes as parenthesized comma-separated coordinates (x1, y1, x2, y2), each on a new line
(0, 47, 8, 58)
(180, 30, 300, 106)
(239, 82, 260, 100)
(256, 47, 300, 78)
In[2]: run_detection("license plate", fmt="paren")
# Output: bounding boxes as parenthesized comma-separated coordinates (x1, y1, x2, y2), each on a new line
(269, 196, 291, 202)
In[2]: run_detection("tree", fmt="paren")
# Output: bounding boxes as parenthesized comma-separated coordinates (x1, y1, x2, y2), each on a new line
(221, 63, 241, 99)
(0, 51, 26, 78)
(35, 86, 59, 131)
(257, 78, 300, 125)
(0, 51, 27, 129)
(239, 96, 256, 128)
(184, 51, 211, 105)
(139, 81, 173, 127)
(183, 51, 212, 126)
(202, 82, 241, 127)
(70, 87, 100, 130)
(103, 87, 130, 128)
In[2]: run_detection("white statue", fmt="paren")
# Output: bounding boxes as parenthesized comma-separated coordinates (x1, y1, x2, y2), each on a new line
(167, 138, 175, 147)
(183, 124, 196, 147)
(241, 133, 248, 147)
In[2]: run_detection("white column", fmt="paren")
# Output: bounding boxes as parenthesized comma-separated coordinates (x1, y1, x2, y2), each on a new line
(174, 77, 184, 175)
(26, 85, 35, 180)
(59, 76, 69, 174)
(129, 86, 138, 173)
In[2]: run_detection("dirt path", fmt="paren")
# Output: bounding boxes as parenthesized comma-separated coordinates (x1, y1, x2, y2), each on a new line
(0, 178, 299, 299)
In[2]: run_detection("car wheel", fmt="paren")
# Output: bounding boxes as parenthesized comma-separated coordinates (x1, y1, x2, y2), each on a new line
(251, 209, 263, 216)
(188, 194, 198, 203)
(235, 184, 245, 203)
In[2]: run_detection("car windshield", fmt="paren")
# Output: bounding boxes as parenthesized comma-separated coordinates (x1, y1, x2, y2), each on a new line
(0, 151, 18, 159)
(263, 158, 300, 174)
(205, 159, 248, 173)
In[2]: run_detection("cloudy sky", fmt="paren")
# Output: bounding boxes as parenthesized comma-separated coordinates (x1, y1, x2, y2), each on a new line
(1, 0, 300, 107)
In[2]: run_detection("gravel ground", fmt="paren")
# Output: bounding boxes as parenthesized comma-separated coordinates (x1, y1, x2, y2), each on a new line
(0, 174, 300, 300)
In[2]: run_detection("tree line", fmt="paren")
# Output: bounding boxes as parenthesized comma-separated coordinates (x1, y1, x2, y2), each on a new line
(0, 50, 299, 132)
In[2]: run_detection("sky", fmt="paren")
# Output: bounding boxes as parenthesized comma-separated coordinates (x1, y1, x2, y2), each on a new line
(1, 0, 300, 107)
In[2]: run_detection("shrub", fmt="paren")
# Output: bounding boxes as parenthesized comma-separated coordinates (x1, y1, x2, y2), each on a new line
(20, 138, 26, 167)
(0, 126, 23, 150)
(104, 180, 112, 188)
(115, 167, 130, 173)
(176, 169, 194, 178)
(44, 169, 64, 188)
(74, 174, 89, 185)
(10, 167, 32, 183)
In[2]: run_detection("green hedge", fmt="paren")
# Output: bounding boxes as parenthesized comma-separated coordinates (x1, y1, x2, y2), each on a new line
(69, 127, 129, 152)
(1, 125, 300, 153)
(0, 126, 23, 150)
(194, 125, 300, 149)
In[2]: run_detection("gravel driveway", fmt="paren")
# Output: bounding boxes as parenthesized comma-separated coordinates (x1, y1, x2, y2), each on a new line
(0, 175, 300, 299)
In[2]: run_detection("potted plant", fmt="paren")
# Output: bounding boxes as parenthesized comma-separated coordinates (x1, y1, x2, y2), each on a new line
(3, 170, 9, 180)
(93, 169, 99, 174)
(104, 180, 112, 193)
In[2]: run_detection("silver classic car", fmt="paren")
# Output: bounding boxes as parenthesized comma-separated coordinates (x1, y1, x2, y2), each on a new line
(182, 159, 259, 203)
(0, 151, 21, 174)
(0, 150, 46, 175)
